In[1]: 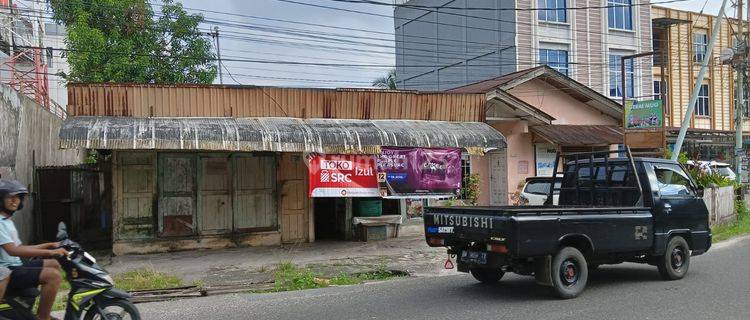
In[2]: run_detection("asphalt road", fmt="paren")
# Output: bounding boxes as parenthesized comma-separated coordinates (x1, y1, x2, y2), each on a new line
(139, 237, 750, 320)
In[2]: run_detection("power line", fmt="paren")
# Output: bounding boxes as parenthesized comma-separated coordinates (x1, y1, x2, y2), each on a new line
(326, 0, 691, 11)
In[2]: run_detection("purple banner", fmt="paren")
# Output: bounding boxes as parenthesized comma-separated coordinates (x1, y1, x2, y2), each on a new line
(376, 147, 462, 198)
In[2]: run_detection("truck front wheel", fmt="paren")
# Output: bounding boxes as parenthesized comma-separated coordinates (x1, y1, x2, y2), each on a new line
(657, 236, 690, 280)
(470, 268, 504, 284)
(551, 247, 589, 299)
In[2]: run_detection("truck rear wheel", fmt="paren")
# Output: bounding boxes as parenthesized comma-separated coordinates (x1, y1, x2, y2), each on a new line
(657, 236, 690, 280)
(551, 247, 589, 299)
(470, 268, 504, 284)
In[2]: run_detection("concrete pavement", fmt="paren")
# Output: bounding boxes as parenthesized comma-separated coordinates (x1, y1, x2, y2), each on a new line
(134, 236, 750, 320)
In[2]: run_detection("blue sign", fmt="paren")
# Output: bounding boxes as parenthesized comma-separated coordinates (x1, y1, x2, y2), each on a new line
(386, 172, 408, 182)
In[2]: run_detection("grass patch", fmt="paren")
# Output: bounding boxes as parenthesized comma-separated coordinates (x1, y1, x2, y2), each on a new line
(112, 268, 183, 292)
(262, 263, 403, 293)
(713, 200, 750, 242)
(50, 268, 183, 311)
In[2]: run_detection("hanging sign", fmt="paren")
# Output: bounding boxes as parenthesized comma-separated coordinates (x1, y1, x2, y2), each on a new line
(624, 100, 663, 129)
(308, 154, 379, 197)
(376, 147, 462, 199)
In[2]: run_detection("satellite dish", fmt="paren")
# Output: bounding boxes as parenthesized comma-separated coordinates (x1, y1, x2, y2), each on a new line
(720, 48, 735, 65)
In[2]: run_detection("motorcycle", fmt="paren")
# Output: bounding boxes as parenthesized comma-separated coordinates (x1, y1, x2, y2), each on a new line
(0, 222, 141, 320)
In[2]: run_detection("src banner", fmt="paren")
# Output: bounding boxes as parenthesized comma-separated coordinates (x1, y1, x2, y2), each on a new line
(376, 147, 462, 198)
(308, 154, 379, 197)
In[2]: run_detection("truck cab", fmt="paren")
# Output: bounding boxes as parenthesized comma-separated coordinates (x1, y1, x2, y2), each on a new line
(423, 149, 711, 299)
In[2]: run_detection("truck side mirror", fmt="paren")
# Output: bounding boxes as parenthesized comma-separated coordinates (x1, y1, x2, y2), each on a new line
(696, 186, 704, 198)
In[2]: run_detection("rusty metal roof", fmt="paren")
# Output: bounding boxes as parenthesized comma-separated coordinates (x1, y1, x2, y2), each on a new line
(59, 117, 506, 155)
(531, 125, 623, 147)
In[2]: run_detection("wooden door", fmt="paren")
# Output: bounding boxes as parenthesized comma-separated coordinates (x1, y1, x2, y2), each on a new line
(279, 154, 308, 243)
(119, 152, 156, 239)
(158, 154, 196, 237)
(199, 156, 232, 234)
(233, 155, 277, 232)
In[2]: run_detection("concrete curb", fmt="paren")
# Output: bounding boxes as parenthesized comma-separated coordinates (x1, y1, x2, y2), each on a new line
(712, 234, 750, 250)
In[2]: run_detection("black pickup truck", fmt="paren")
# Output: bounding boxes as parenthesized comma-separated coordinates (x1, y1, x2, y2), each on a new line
(424, 149, 711, 298)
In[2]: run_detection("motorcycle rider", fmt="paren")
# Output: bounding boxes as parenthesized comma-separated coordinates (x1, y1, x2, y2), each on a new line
(0, 180, 67, 320)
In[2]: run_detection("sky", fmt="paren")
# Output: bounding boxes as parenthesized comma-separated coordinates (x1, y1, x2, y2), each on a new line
(177, 0, 727, 88)
(35, 0, 731, 88)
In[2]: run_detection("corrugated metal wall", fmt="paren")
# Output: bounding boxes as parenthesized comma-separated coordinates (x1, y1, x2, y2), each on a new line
(67, 85, 486, 122)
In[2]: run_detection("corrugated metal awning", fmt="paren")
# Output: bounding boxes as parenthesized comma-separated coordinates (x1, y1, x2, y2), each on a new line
(531, 125, 622, 146)
(59, 117, 506, 155)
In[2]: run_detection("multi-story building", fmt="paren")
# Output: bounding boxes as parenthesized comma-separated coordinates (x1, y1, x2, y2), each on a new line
(43, 22, 69, 108)
(0, 0, 67, 115)
(652, 6, 750, 164)
(394, 0, 654, 101)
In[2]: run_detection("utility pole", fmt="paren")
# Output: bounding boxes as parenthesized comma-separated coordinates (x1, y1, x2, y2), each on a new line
(735, 0, 745, 183)
(212, 26, 224, 84)
(672, 0, 730, 161)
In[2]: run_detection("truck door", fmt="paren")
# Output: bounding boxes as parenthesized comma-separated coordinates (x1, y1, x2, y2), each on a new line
(647, 163, 706, 239)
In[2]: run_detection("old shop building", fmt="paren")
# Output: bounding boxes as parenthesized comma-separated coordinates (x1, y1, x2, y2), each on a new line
(58, 85, 506, 254)
(449, 66, 624, 203)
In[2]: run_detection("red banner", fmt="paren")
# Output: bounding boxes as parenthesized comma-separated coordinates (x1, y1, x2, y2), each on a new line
(308, 154, 379, 197)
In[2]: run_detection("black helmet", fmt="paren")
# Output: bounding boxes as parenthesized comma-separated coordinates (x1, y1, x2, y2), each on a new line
(0, 179, 28, 213)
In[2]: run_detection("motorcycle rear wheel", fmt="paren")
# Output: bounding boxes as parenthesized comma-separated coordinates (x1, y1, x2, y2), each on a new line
(83, 299, 141, 320)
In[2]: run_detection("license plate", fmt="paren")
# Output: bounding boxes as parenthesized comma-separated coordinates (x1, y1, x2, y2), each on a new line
(460, 250, 487, 265)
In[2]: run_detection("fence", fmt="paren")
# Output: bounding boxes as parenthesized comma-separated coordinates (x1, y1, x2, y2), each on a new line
(703, 186, 736, 226)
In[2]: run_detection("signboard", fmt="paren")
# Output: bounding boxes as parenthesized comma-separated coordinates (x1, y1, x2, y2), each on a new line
(624, 100, 663, 129)
(377, 147, 462, 198)
(308, 154, 379, 197)
(535, 143, 557, 177)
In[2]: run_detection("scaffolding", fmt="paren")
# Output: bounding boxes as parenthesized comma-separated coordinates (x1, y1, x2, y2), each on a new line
(0, 0, 65, 118)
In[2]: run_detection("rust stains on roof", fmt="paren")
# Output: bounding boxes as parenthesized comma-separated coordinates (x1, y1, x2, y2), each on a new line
(531, 125, 623, 147)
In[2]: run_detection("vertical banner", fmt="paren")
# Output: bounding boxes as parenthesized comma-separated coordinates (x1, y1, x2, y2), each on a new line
(376, 147, 462, 198)
(308, 154, 379, 197)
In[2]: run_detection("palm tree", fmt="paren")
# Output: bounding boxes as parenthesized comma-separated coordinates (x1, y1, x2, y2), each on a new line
(372, 69, 397, 89)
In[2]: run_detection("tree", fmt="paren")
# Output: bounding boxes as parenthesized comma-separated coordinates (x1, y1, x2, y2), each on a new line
(372, 69, 397, 89)
(49, 0, 217, 84)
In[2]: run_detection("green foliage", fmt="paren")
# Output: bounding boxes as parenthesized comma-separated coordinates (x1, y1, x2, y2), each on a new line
(712, 200, 750, 242)
(113, 268, 183, 291)
(273, 262, 322, 291)
(270, 263, 402, 292)
(663, 149, 689, 164)
(461, 174, 481, 206)
(84, 151, 97, 164)
(49, 0, 216, 84)
(686, 167, 737, 189)
(372, 69, 397, 89)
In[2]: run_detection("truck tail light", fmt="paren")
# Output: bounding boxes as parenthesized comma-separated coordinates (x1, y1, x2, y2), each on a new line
(428, 237, 445, 246)
(487, 244, 508, 253)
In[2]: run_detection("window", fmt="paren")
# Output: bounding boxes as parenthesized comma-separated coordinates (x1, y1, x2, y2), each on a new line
(538, 0, 567, 23)
(608, 0, 633, 30)
(654, 165, 694, 197)
(694, 84, 710, 116)
(609, 53, 635, 98)
(654, 80, 667, 100)
(459, 154, 472, 200)
(693, 32, 708, 62)
(539, 48, 569, 75)
(743, 87, 750, 118)
(524, 180, 561, 195)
